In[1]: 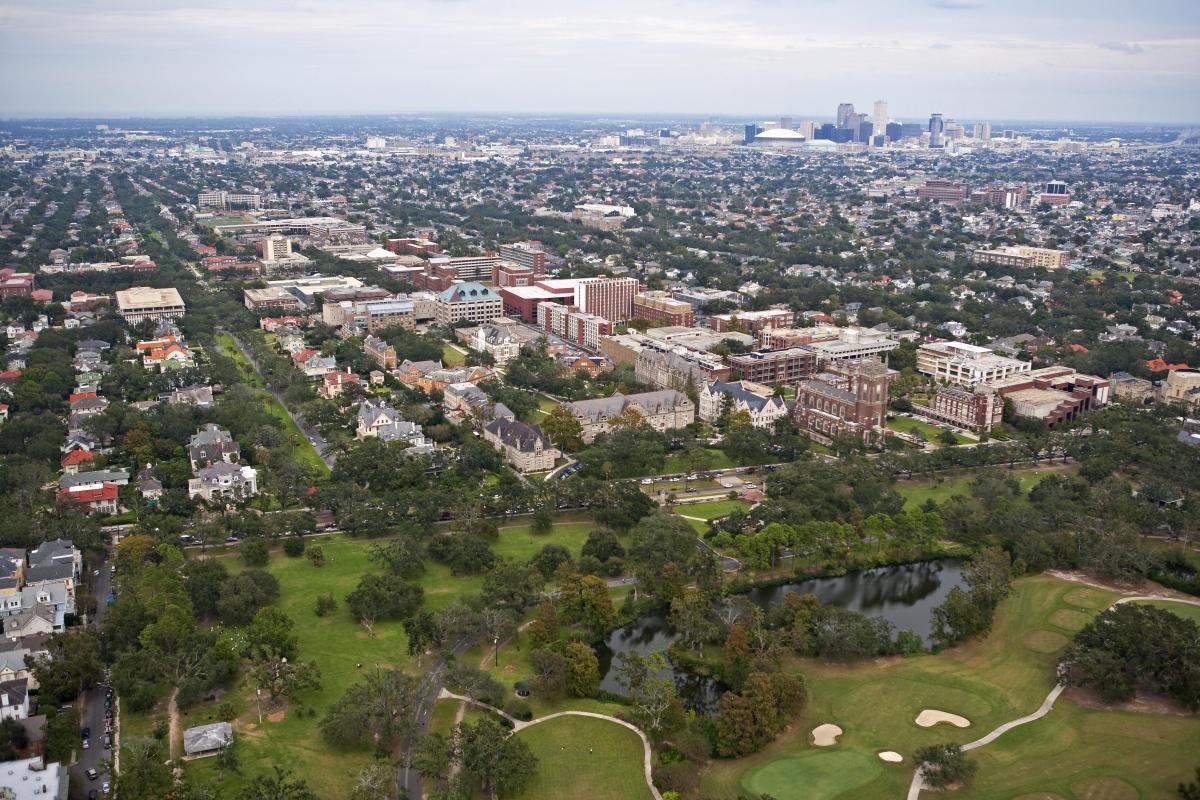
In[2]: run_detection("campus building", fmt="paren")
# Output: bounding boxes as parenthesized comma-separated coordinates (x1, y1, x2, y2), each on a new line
(793, 360, 891, 445)
(916, 341, 1031, 387)
(434, 283, 503, 326)
(115, 286, 186, 323)
(971, 246, 1067, 270)
(728, 348, 817, 386)
(631, 291, 695, 327)
(912, 386, 1003, 433)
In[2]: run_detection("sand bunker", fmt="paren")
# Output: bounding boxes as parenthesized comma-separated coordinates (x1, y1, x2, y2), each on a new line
(878, 751, 903, 763)
(915, 709, 970, 728)
(811, 724, 842, 746)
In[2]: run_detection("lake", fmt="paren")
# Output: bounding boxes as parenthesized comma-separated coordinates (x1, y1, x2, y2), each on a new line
(595, 558, 965, 709)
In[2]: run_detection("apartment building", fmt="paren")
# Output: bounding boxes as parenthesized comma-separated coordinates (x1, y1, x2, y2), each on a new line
(498, 242, 547, 272)
(631, 291, 695, 327)
(972, 246, 1067, 270)
(728, 347, 817, 385)
(536, 302, 611, 350)
(198, 190, 262, 210)
(916, 341, 1031, 386)
(709, 307, 794, 334)
(916, 180, 970, 202)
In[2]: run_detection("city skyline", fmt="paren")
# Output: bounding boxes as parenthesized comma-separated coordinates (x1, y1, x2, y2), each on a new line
(1, 0, 1198, 122)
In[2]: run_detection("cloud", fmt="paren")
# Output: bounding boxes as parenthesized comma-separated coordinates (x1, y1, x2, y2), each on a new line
(930, 42, 952, 49)
(929, 1, 979, 9)
(1098, 41, 1144, 55)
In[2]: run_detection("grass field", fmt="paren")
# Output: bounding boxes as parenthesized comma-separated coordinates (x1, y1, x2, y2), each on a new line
(1138, 598, 1200, 624)
(215, 333, 329, 477)
(663, 448, 735, 473)
(182, 519, 625, 797)
(699, 575, 1200, 800)
(887, 416, 970, 445)
(675, 499, 749, 521)
(442, 343, 466, 367)
(896, 464, 1072, 508)
(514, 715, 654, 800)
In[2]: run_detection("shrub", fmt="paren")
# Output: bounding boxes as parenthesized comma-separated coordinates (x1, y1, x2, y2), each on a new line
(283, 536, 305, 557)
(314, 593, 337, 617)
(305, 545, 325, 567)
(503, 698, 533, 721)
(916, 743, 977, 789)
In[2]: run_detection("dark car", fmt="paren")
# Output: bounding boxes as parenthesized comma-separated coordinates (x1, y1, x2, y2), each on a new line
(89, 791, 98, 800)
(81, 727, 90, 739)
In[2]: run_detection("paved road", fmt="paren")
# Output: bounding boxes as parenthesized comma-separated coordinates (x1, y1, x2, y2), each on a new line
(71, 555, 113, 792)
(400, 636, 472, 800)
(229, 333, 337, 470)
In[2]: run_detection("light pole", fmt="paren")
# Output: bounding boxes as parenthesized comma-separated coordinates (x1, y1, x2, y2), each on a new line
(493, 636, 499, 667)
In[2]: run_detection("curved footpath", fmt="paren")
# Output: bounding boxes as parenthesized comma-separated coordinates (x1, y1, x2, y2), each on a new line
(906, 588, 1200, 799)
(438, 689, 663, 800)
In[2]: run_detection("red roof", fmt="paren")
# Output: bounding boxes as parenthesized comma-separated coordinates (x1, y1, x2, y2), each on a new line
(61, 450, 95, 467)
(1146, 357, 1190, 373)
(69, 392, 98, 404)
(59, 483, 119, 504)
(1068, 344, 1089, 354)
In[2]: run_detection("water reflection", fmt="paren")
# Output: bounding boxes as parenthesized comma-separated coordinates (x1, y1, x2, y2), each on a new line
(595, 559, 964, 710)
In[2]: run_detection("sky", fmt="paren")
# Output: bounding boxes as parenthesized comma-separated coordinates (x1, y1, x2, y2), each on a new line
(1, 0, 1198, 123)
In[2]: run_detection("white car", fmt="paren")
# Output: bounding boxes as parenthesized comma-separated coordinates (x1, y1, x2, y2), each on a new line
(640, 478, 653, 485)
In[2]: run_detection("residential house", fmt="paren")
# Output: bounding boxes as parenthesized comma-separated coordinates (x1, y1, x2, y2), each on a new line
(187, 425, 240, 469)
(319, 371, 361, 399)
(188, 462, 259, 503)
(183, 722, 233, 758)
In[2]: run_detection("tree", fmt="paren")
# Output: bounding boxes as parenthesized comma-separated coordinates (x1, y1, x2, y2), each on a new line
(528, 544, 572, 580)
(575, 575, 615, 637)
(581, 528, 625, 564)
(367, 535, 425, 579)
(458, 716, 538, 799)
(615, 651, 679, 736)
(253, 656, 321, 706)
(351, 763, 400, 800)
(234, 767, 320, 800)
(345, 574, 424, 623)
(28, 630, 104, 705)
(530, 648, 568, 700)
(915, 743, 977, 789)
(628, 512, 698, 596)
(244, 607, 298, 661)
(564, 642, 600, 698)
(1180, 768, 1200, 800)
(480, 559, 542, 613)
(241, 538, 269, 567)
(115, 738, 174, 800)
(531, 505, 554, 535)
(320, 669, 422, 752)
(541, 405, 584, 451)
(715, 691, 757, 757)
(0, 718, 29, 760)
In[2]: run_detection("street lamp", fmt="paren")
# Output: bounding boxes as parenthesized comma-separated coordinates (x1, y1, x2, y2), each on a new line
(493, 636, 499, 667)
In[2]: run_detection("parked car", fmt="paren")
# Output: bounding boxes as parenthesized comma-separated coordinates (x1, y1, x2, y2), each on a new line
(85, 769, 98, 781)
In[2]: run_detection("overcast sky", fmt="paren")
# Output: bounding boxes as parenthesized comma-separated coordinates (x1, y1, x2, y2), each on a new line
(1, 0, 1197, 122)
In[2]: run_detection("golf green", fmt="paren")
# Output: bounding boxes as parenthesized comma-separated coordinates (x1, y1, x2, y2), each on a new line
(740, 750, 886, 799)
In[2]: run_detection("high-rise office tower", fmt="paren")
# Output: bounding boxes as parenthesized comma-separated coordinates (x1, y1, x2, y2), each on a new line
(972, 122, 992, 141)
(744, 124, 762, 144)
(837, 103, 856, 129)
(873, 100, 888, 137)
(928, 113, 945, 148)
(858, 120, 874, 144)
(780, 116, 793, 130)
(799, 120, 817, 140)
(945, 119, 965, 140)
(886, 121, 903, 142)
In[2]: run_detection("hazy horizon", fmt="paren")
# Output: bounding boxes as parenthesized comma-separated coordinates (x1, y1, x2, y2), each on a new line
(2, 0, 1198, 123)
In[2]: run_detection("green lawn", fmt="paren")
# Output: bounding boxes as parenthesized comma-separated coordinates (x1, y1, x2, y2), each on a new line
(896, 465, 1073, 508)
(216, 333, 329, 478)
(514, 715, 654, 800)
(674, 499, 749, 521)
(699, 575, 1200, 800)
(442, 343, 466, 367)
(1138, 598, 1200, 624)
(887, 416, 969, 445)
(663, 449, 735, 473)
(182, 519, 626, 797)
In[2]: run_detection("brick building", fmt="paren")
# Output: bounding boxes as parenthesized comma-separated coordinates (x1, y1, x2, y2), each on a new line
(728, 347, 817, 385)
(794, 360, 891, 444)
(631, 291, 695, 327)
(913, 386, 1003, 432)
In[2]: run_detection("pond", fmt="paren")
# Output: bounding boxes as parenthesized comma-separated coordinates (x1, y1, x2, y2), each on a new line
(595, 558, 965, 710)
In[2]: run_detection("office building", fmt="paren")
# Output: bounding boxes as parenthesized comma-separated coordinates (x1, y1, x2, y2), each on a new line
(1039, 180, 1072, 206)
(198, 190, 262, 211)
(972, 246, 1067, 270)
(631, 291, 695, 327)
(973, 121, 992, 141)
(928, 113, 945, 148)
(425, 254, 501, 283)
(885, 121, 903, 142)
(493, 262, 541, 288)
(744, 124, 762, 144)
(917, 180, 970, 203)
(985, 366, 1111, 425)
(779, 116, 793, 130)
(836, 103, 856, 129)
(115, 286, 186, 323)
(872, 100, 888, 137)
(805, 326, 900, 364)
(798, 120, 817, 140)
(244, 287, 306, 312)
(728, 347, 817, 385)
(434, 282, 503, 325)
(710, 308, 794, 334)
(916, 342, 1031, 386)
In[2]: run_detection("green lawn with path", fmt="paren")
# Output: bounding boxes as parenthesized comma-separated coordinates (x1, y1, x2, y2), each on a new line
(675, 499, 749, 521)
(441, 343, 466, 367)
(182, 519, 627, 797)
(700, 574, 1200, 800)
(896, 464, 1072, 508)
(514, 715, 654, 800)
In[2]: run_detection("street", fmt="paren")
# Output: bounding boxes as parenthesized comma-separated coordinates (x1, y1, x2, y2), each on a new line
(70, 555, 113, 793)
(229, 333, 338, 470)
